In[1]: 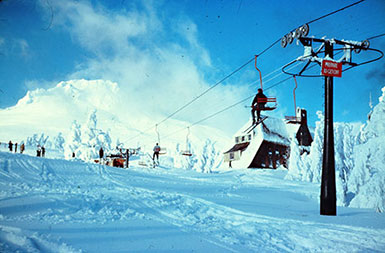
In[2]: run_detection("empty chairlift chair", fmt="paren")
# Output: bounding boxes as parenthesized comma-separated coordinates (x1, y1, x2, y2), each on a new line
(180, 127, 192, 156)
(285, 75, 301, 123)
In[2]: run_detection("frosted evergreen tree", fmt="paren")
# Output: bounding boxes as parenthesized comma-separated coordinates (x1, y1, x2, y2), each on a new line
(286, 138, 311, 181)
(174, 142, 198, 170)
(82, 110, 98, 146)
(334, 123, 350, 206)
(26, 133, 49, 148)
(76, 110, 113, 160)
(196, 139, 221, 173)
(53, 132, 65, 152)
(307, 111, 324, 183)
(287, 111, 324, 183)
(64, 120, 82, 159)
(116, 138, 124, 150)
(98, 130, 112, 152)
(347, 86, 385, 212)
(79, 110, 99, 160)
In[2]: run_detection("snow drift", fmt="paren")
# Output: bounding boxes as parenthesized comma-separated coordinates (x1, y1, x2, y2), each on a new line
(1, 150, 385, 252)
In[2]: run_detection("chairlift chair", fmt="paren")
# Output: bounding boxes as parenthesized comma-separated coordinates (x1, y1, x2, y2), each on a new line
(138, 153, 152, 167)
(155, 124, 167, 155)
(254, 55, 277, 111)
(285, 75, 301, 123)
(159, 147, 167, 155)
(180, 127, 192, 156)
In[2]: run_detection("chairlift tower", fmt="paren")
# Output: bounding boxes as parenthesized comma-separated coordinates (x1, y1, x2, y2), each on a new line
(281, 24, 383, 216)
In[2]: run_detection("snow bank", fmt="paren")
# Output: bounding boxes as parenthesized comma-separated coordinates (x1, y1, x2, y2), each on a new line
(1, 150, 384, 252)
(286, 86, 385, 212)
(348, 86, 385, 212)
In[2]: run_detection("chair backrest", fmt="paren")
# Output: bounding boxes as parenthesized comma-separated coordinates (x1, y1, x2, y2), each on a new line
(257, 97, 276, 103)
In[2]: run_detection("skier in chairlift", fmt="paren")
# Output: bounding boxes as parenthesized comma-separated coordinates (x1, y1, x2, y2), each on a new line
(153, 143, 161, 164)
(251, 88, 267, 124)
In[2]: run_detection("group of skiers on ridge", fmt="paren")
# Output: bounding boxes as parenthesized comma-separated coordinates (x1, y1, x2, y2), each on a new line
(4, 140, 45, 157)
(5, 140, 25, 154)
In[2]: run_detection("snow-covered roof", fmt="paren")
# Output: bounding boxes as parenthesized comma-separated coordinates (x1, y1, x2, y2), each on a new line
(285, 122, 301, 139)
(233, 117, 291, 146)
(224, 142, 250, 154)
(259, 117, 290, 146)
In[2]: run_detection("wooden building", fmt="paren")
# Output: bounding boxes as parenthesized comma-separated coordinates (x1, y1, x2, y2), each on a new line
(224, 108, 313, 169)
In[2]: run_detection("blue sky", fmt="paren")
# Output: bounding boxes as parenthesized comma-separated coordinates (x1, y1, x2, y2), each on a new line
(0, 0, 384, 134)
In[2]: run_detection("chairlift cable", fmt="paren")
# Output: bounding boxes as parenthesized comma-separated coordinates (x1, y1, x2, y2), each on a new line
(124, 0, 368, 143)
(366, 33, 385, 41)
(160, 46, 362, 140)
(189, 77, 292, 128)
(306, 0, 365, 25)
(155, 57, 255, 127)
(163, 76, 293, 140)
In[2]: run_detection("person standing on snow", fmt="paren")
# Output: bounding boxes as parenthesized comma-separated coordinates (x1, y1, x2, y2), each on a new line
(20, 143, 25, 154)
(14, 143, 18, 153)
(153, 143, 161, 164)
(251, 88, 267, 123)
(37, 145, 41, 157)
(41, 146, 45, 157)
(8, 141, 13, 152)
(99, 147, 104, 164)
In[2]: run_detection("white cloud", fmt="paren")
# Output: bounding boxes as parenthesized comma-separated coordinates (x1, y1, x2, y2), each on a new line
(18, 39, 30, 58)
(1, 38, 31, 59)
(25, 79, 54, 91)
(37, 0, 250, 134)
(49, 0, 157, 56)
(0, 37, 4, 56)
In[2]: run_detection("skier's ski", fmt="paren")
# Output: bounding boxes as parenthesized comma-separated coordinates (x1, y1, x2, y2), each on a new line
(245, 116, 267, 134)
(243, 123, 254, 133)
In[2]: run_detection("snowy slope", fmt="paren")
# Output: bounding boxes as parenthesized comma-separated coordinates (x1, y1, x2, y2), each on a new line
(1, 151, 385, 252)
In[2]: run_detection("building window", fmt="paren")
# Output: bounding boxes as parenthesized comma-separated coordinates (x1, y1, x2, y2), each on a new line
(241, 136, 245, 142)
(248, 134, 252, 141)
(235, 137, 239, 143)
(230, 152, 235, 160)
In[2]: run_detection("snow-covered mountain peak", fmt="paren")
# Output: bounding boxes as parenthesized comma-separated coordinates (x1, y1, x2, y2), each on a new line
(0, 79, 140, 143)
(16, 79, 122, 111)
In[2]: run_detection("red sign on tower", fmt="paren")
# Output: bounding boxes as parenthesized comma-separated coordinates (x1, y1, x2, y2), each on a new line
(321, 60, 342, 77)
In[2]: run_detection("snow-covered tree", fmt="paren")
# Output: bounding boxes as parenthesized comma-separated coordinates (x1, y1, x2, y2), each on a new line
(347, 86, 385, 212)
(285, 86, 385, 212)
(174, 142, 198, 170)
(65, 110, 113, 161)
(286, 138, 311, 181)
(195, 139, 221, 173)
(64, 120, 82, 159)
(285, 111, 323, 183)
(53, 132, 65, 151)
(26, 133, 49, 148)
(115, 138, 124, 150)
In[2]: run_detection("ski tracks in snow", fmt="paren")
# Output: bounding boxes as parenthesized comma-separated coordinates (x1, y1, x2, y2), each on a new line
(89, 164, 385, 252)
(1, 152, 385, 252)
(0, 224, 81, 253)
